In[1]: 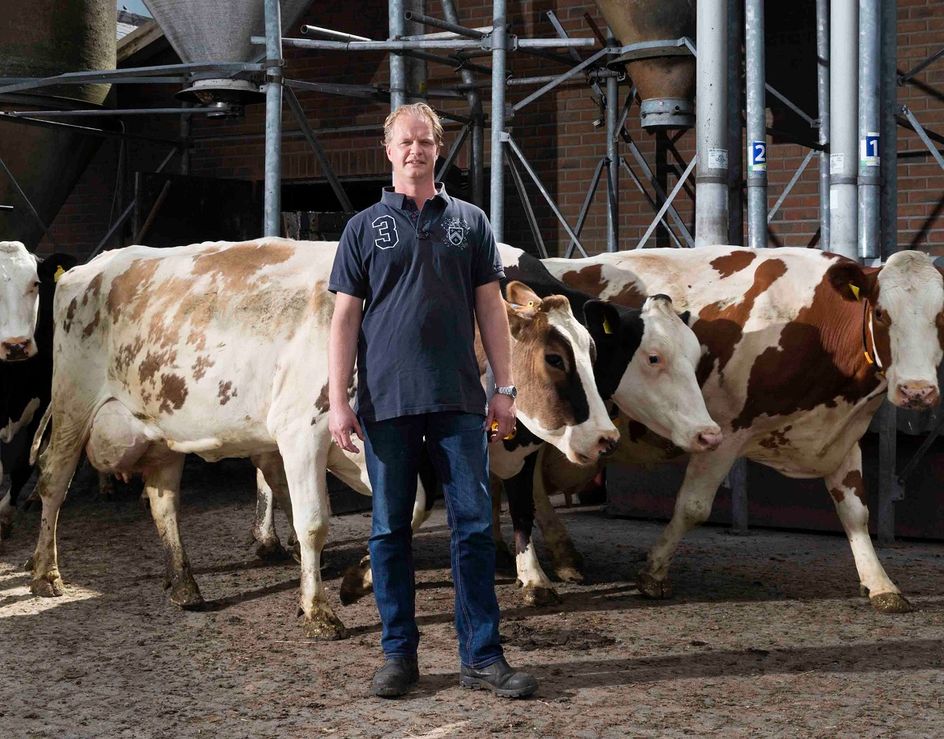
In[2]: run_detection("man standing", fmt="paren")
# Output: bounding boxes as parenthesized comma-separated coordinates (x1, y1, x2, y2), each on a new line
(327, 103, 537, 699)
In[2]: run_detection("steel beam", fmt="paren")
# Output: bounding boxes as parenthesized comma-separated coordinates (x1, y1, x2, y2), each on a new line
(816, 0, 830, 250)
(858, 0, 881, 262)
(745, 0, 767, 249)
(490, 0, 507, 241)
(263, 0, 283, 237)
(829, 0, 858, 259)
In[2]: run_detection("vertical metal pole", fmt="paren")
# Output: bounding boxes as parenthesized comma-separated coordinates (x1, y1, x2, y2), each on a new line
(389, 0, 407, 109)
(880, 0, 898, 259)
(442, 0, 484, 205)
(180, 112, 191, 176)
(877, 0, 899, 545)
(406, 0, 427, 103)
(858, 0, 880, 262)
(727, 0, 744, 247)
(816, 0, 830, 251)
(263, 0, 283, 237)
(490, 0, 507, 241)
(745, 0, 767, 249)
(606, 50, 619, 252)
(695, 0, 729, 246)
(829, 0, 858, 259)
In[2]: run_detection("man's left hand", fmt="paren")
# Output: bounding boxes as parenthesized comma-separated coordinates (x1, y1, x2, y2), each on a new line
(486, 392, 516, 442)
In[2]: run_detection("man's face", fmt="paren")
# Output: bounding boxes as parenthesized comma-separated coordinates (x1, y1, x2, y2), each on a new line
(385, 113, 440, 186)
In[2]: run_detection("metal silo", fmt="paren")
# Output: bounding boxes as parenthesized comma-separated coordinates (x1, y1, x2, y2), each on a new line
(0, 0, 116, 249)
(594, 0, 696, 129)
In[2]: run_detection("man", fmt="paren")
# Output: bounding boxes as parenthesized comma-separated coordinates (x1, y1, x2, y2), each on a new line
(327, 103, 538, 699)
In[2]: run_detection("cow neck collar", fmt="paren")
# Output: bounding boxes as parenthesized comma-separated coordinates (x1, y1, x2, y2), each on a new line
(861, 297, 886, 377)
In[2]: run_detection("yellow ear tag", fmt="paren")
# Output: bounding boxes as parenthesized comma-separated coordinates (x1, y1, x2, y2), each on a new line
(53, 265, 65, 282)
(603, 316, 613, 335)
(849, 282, 861, 301)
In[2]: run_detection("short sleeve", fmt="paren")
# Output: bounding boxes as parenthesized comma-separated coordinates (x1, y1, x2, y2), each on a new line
(472, 212, 505, 288)
(329, 218, 367, 298)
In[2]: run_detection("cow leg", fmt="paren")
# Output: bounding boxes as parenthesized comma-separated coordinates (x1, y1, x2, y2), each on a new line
(638, 448, 739, 599)
(0, 463, 35, 541)
(30, 424, 85, 598)
(251, 466, 291, 561)
(490, 477, 514, 569)
(142, 453, 201, 608)
(0, 489, 13, 543)
(532, 449, 586, 583)
(504, 453, 560, 606)
(276, 433, 345, 639)
(824, 444, 911, 613)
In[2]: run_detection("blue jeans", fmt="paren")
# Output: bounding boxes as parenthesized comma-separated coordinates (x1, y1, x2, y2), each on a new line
(361, 411, 503, 668)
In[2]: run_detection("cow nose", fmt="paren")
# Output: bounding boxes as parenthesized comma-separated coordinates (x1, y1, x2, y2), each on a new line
(598, 433, 619, 457)
(897, 381, 940, 409)
(1, 337, 34, 360)
(693, 426, 723, 452)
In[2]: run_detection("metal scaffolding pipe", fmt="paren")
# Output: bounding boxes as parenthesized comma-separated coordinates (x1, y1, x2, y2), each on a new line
(745, 0, 767, 250)
(829, 0, 858, 260)
(262, 36, 596, 51)
(858, 0, 881, 262)
(390, 0, 407, 108)
(263, 0, 283, 237)
(727, 0, 744, 247)
(880, 0, 898, 259)
(695, 0, 729, 246)
(606, 70, 619, 252)
(490, 0, 507, 241)
(816, 0, 830, 250)
(404, 10, 485, 39)
(441, 0, 485, 205)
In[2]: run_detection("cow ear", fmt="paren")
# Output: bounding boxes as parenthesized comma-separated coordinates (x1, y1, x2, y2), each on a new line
(678, 310, 692, 326)
(826, 260, 877, 302)
(584, 299, 619, 340)
(505, 280, 542, 310)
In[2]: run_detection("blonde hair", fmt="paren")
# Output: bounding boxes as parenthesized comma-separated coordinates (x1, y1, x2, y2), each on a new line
(382, 103, 444, 148)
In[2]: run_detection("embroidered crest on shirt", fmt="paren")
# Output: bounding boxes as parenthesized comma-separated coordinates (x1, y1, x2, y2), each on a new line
(443, 217, 470, 249)
(371, 215, 400, 250)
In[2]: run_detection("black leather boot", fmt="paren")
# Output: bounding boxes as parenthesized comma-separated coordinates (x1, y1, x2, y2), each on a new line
(459, 657, 537, 698)
(371, 656, 419, 698)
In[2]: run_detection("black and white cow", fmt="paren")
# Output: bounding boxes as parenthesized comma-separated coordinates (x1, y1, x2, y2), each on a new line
(0, 242, 76, 542)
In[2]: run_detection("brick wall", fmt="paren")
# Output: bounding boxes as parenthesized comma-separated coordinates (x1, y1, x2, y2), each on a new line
(40, 0, 944, 259)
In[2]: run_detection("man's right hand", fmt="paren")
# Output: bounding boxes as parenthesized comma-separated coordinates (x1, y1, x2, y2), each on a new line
(328, 404, 363, 453)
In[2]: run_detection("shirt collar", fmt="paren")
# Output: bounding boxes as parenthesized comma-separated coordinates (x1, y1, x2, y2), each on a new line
(381, 182, 450, 210)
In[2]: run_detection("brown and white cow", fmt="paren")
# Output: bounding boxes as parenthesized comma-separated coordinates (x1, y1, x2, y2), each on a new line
(27, 239, 620, 638)
(524, 244, 944, 612)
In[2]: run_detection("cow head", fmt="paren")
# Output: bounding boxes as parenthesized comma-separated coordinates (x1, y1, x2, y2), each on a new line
(0, 241, 41, 361)
(584, 295, 722, 453)
(829, 251, 944, 410)
(504, 281, 619, 465)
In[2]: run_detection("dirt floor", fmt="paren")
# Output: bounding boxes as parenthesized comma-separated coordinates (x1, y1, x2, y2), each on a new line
(2, 458, 944, 737)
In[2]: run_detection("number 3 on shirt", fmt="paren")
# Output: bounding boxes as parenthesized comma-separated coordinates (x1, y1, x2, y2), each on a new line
(372, 215, 400, 250)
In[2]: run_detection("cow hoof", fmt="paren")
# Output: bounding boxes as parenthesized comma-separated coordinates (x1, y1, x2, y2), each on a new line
(255, 540, 292, 562)
(168, 577, 204, 609)
(339, 565, 372, 606)
(302, 613, 347, 640)
(23, 555, 34, 572)
(554, 565, 585, 584)
(870, 592, 912, 614)
(30, 574, 65, 598)
(0, 521, 11, 541)
(637, 572, 673, 599)
(521, 583, 561, 607)
(860, 584, 870, 598)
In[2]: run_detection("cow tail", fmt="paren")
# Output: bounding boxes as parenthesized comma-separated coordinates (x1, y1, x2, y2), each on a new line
(29, 405, 53, 466)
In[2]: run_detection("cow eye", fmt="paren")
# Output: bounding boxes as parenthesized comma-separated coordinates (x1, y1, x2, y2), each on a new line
(545, 354, 565, 370)
(874, 307, 890, 325)
(648, 354, 661, 366)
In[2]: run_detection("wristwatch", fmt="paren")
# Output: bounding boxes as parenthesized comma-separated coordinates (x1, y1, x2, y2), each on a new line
(495, 385, 518, 400)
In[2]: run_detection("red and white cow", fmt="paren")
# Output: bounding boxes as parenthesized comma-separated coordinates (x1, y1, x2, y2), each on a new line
(28, 239, 622, 638)
(526, 244, 943, 612)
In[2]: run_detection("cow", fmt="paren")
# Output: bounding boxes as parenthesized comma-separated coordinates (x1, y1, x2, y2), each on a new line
(318, 250, 723, 606)
(0, 242, 76, 544)
(26, 238, 623, 638)
(524, 243, 943, 613)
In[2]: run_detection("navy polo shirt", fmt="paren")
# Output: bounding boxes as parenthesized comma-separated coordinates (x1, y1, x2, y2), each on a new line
(328, 184, 505, 422)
